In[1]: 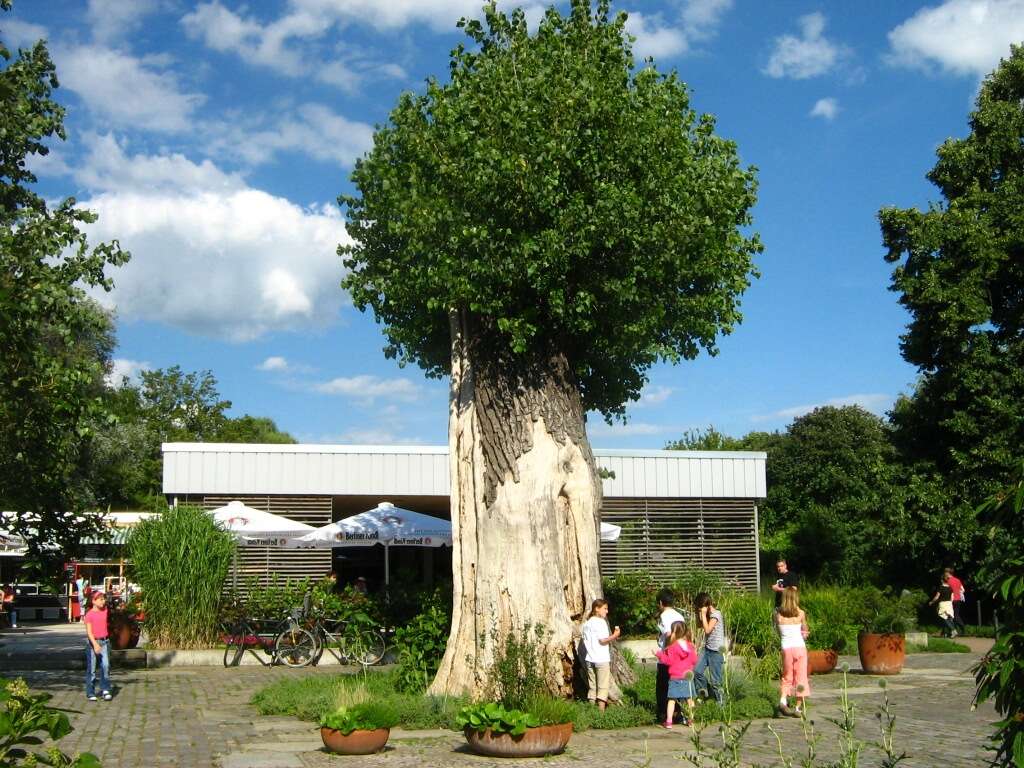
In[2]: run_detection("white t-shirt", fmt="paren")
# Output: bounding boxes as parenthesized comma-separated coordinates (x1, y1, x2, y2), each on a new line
(658, 608, 686, 648)
(582, 616, 611, 664)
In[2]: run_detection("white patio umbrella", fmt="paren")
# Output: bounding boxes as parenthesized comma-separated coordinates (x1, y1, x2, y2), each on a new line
(208, 501, 315, 588)
(600, 522, 622, 542)
(292, 501, 451, 585)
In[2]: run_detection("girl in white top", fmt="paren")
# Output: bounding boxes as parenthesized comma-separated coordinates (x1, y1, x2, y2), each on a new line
(775, 586, 810, 717)
(582, 599, 620, 710)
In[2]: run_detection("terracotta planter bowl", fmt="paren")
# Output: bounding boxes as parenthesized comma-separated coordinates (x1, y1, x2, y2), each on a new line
(464, 723, 573, 758)
(857, 632, 905, 675)
(110, 622, 140, 650)
(807, 649, 838, 675)
(320, 727, 390, 755)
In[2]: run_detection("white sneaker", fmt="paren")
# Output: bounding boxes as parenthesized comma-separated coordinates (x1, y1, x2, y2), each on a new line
(87, 695, 98, 702)
(102, 691, 112, 701)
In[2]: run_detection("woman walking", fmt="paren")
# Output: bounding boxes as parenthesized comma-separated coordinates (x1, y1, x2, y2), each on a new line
(775, 586, 810, 717)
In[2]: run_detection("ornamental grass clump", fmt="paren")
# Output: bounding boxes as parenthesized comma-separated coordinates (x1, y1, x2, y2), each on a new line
(127, 504, 235, 648)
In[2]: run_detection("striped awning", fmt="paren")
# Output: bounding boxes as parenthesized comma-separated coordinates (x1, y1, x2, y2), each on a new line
(80, 528, 131, 546)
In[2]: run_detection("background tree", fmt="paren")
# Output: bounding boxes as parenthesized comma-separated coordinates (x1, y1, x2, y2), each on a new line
(341, 0, 760, 696)
(0, 8, 129, 550)
(879, 44, 1024, 573)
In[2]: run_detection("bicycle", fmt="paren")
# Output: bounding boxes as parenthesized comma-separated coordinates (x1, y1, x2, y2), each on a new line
(221, 606, 318, 668)
(309, 613, 387, 667)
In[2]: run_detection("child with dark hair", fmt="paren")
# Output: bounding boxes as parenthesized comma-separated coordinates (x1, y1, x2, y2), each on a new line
(693, 592, 726, 705)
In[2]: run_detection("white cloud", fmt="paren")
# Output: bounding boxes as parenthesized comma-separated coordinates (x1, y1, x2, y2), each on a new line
(106, 358, 151, 388)
(634, 385, 674, 408)
(56, 45, 204, 133)
(588, 421, 672, 437)
(751, 393, 893, 423)
(87, 0, 162, 43)
(78, 151, 351, 341)
(625, 0, 733, 61)
(74, 133, 245, 193)
(810, 97, 840, 120)
(2, 19, 48, 49)
(625, 13, 690, 60)
(257, 356, 290, 372)
(764, 12, 847, 79)
(887, 0, 1024, 78)
(315, 376, 421, 403)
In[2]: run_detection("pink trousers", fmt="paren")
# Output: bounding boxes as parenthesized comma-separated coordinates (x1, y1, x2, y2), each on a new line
(780, 647, 810, 698)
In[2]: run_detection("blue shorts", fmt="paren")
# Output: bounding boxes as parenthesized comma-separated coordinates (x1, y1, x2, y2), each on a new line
(667, 678, 694, 700)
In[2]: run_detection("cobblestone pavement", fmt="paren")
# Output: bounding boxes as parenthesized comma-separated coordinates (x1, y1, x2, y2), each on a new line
(10, 651, 996, 768)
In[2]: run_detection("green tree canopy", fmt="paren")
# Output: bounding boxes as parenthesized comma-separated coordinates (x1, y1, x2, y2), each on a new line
(342, 0, 761, 419)
(879, 44, 1024, 503)
(0, 9, 129, 548)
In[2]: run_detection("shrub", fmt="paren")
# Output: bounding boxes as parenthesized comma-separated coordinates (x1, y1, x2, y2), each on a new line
(392, 590, 452, 693)
(127, 504, 235, 648)
(852, 586, 920, 634)
(0, 678, 101, 767)
(601, 572, 658, 637)
(483, 623, 551, 708)
(799, 585, 857, 652)
(570, 702, 653, 730)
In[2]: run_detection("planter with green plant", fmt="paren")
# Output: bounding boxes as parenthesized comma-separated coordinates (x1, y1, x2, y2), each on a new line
(854, 588, 915, 675)
(319, 701, 399, 755)
(456, 699, 574, 758)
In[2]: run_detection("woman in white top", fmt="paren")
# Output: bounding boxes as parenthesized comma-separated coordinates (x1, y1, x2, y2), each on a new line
(775, 586, 810, 717)
(582, 599, 621, 710)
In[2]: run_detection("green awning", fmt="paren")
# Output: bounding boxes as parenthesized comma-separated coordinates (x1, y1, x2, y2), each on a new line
(80, 528, 131, 545)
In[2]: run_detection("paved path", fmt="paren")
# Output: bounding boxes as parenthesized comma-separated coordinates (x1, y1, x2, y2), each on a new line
(8, 650, 996, 768)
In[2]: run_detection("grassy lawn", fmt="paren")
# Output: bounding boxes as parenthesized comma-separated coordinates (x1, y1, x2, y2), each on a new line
(906, 637, 971, 653)
(250, 667, 777, 731)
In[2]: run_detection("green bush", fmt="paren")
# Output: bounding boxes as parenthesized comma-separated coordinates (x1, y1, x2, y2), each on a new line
(392, 590, 452, 693)
(0, 678, 101, 767)
(601, 572, 658, 637)
(718, 592, 775, 654)
(570, 702, 653, 730)
(483, 623, 551, 708)
(800, 586, 858, 652)
(127, 504, 235, 648)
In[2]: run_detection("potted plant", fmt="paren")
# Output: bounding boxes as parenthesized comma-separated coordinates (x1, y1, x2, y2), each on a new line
(854, 588, 913, 675)
(457, 697, 575, 758)
(806, 631, 845, 675)
(108, 596, 143, 651)
(319, 702, 399, 755)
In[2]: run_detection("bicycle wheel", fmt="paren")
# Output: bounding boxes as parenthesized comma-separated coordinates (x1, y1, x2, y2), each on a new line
(274, 626, 318, 668)
(222, 624, 244, 667)
(353, 629, 386, 666)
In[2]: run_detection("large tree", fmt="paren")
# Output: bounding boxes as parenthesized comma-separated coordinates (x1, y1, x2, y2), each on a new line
(0, 7, 129, 549)
(341, 1, 760, 696)
(879, 45, 1024, 541)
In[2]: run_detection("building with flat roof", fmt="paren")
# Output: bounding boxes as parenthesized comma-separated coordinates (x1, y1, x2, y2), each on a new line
(162, 443, 767, 590)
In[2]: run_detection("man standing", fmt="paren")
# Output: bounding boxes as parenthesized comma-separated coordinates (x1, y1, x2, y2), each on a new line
(771, 558, 799, 610)
(945, 567, 966, 634)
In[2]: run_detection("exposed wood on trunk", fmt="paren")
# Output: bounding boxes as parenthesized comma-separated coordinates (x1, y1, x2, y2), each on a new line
(428, 309, 607, 698)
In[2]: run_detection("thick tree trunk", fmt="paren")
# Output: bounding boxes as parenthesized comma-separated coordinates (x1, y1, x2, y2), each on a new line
(427, 310, 604, 698)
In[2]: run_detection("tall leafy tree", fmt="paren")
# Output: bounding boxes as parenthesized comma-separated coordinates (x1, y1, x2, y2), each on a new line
(0, 7, 129, 549)
(880, 45, 1024, 544)
(342, 1, 760, 695)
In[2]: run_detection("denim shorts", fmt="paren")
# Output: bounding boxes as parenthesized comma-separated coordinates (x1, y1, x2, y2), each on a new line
(667, 678, 694, 700)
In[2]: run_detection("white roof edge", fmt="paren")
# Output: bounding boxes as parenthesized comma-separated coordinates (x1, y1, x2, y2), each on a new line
(162, 442, 766, 460)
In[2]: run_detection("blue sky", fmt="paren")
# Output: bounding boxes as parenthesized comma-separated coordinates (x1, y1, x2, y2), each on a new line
(5, 0, 1023, 447)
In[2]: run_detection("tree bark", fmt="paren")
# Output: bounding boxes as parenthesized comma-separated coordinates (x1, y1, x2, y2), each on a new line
(427, 310, 604, 698)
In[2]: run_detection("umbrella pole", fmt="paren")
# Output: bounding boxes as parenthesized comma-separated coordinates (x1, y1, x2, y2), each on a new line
(384, 543, 390, 586)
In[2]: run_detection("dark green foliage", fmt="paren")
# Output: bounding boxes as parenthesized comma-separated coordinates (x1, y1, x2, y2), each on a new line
(851, 587, 922, 635)
(319, 701, 400, 734)
(799, 587, 857, 653)
(0, 677, 101, 767)
(483, 623, 551, 709)
(880, 45, 1024, 581)
(1, 9, 129, 551)
(341, 0, 760, 419)
(224, 577, 382, 629)
(972, 461, 1024, 767)
(392, 591, 452, 693)
(568, 701, 653, 730)
(455, 702, 541, 735)
(601, 572, 658, 637)
(127, 505, 235, 648)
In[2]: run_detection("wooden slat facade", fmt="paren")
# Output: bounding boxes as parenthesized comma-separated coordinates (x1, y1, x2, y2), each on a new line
(600, 497, 759, 590)
(179, 494, 333, 592)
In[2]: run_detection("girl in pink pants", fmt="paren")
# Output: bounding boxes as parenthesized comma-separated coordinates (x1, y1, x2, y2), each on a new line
(776, 586, 810, 716)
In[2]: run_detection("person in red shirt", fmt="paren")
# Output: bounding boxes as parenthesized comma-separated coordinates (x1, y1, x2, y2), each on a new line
(945, 567, 966, 634)
(84, 591, 111, 701)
